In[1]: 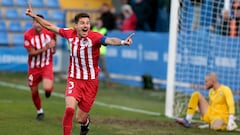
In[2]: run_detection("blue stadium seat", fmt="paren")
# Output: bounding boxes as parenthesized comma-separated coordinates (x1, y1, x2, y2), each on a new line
(1, 0, 14, 6)
(12, 34, 24, 46)
(6, 9, 18, 19)
(36, 10, 49, 19)
(51, 10, 65, 21)
(0, 32, 9, 45)
(46, 0, 60, 8)
(15, 0, 28, 7)
(32, 0, 44, 7)
(8, 21, 22, 32)
(0, 21, 7, 31)
(24, 22, 32, 31)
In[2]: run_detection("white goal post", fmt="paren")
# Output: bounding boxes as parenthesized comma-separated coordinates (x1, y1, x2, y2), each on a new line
(165, 0, 240, 118)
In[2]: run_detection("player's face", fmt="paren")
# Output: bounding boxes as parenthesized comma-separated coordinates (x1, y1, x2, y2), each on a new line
(75, 17, 91, 37)
(32, 20, 43, 33)
(205, 76, 214, 89)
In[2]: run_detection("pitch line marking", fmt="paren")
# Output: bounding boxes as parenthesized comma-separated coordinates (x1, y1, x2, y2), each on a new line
(0, 81, 161, 116)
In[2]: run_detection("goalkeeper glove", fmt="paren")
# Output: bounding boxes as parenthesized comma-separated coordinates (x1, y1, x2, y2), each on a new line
(227, 115, 238, 131)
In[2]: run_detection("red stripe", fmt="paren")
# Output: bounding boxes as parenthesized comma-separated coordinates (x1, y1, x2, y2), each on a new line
(38, 35, 43, 68)
(84, 41, 90, 79)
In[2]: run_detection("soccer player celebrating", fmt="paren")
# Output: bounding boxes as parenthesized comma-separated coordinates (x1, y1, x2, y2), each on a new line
(176, 72, 238, 131)
(24, 14, 56, 121)
(26, 3, 134, 135)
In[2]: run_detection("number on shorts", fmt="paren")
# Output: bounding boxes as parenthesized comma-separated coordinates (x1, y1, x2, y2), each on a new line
(68, 81, 74, 94)
(28, 74, 33, 86)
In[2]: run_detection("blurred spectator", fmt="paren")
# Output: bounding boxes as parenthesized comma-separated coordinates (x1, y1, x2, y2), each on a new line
(190, 0, 204, 29)
(216, 9, 231, 36)
(99, 3, 116, 30)
(132, 0, 152, 31)
(146, 0, 159, 31)
(121, 4, 137, 31)
(230, 0, 240, 37)
(155, 0, 170, 32)
(92, 18, 112, 87)
(209, 0, 224, 32)
(115, 13, 124, 30)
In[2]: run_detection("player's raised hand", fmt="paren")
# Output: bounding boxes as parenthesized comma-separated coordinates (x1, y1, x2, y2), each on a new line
(123, 33, 135, 46)
(25, 1, 35, 17)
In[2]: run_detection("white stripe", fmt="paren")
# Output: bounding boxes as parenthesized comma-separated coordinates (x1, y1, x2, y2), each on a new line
(80, 39, 88, 79)
(30, 38, 35, 68)
(30, 57, 35, 69)
(40, 34, 46, 67)
(35, 35, 41, 68)
(74, 38, 81, 79)
(69, 38, 74, 78)
(87, 38, 95, 79)
(0, 81, 161, 116)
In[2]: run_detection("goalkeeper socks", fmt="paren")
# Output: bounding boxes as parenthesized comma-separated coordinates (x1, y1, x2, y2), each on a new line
(62, 107, 75, 135)
(31, 90, 42, 110)
(186, 91, 200, 115)
(186, 114, 193, 123)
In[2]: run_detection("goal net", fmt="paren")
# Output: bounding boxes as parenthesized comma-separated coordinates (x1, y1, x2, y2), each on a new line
(165, 0, 240, 119)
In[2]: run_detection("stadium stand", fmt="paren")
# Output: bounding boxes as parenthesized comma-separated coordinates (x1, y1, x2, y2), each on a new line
(12, 34, 24, 46)
(6, 9, 18, 19)
(8, 21, 22, 32)
(1, 0, 14, 6)
(51, 10, 65, 20)
(0, 21, 7, 31)
(0, 0, 65, 47)
(15, 0, 28, 7)
(0, 32, 9, 45)
(36, 10, 49, 20)
(23, 22, 32, 31)
(31, 0, 44, 8)
(46, 0, 60, 8)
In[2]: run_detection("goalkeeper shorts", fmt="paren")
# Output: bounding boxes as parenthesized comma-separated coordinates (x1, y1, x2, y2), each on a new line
(201, 108, 228, 130)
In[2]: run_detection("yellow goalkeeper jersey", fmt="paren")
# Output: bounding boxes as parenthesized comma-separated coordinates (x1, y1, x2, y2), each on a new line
(208, 85, 235, 116)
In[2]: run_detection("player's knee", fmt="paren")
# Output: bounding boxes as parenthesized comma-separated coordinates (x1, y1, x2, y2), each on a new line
(211, 120, 225, 131)
(211, 125, 225, 131)
(192, 91, 201, 98)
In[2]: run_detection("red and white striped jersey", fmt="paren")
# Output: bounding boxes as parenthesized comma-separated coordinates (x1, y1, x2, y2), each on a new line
(24, 28, 56, 69)
(59, 28, 103, 80)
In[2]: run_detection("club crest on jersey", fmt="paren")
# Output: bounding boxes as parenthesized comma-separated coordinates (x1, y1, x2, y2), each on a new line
(24, 40, 30, 46)
(82, 39, 89, 47)
(219, 91, 223, 96)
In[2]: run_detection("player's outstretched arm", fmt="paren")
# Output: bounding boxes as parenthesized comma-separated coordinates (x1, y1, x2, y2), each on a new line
(105, 33, 134, 46)
(25, 2, 59, 34)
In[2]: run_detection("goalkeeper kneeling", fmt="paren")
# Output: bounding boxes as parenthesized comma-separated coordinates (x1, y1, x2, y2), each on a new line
(176, 72, 238, 131)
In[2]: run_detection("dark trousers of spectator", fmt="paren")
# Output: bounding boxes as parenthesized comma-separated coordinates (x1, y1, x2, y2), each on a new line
(99, 55, 111, 87)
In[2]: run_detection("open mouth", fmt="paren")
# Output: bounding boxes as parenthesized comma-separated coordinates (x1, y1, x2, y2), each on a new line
(82, 28, 88, 32)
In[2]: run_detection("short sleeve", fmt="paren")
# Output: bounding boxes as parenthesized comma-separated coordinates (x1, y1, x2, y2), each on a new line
(59, 28, 75, 39)
(23, 32, 33, 49)
(91, 31, 104, 45)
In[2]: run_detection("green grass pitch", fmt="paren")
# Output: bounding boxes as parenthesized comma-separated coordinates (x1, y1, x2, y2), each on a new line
(0, 72, 239, 135)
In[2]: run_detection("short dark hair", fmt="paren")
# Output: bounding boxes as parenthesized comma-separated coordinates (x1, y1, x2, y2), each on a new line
(74, 13, 90, 24)
(36, 14, 44, 19)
